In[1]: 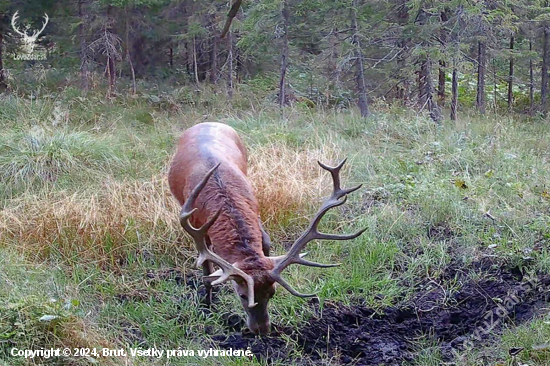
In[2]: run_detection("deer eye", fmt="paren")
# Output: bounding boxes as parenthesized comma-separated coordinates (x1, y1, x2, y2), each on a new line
(239, 294, 248, 301)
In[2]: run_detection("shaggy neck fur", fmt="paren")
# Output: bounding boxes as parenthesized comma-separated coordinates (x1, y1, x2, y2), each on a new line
(198, 163, 267, 267)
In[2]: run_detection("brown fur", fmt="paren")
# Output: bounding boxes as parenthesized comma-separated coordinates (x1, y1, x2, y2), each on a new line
(168, 122, 269, 270)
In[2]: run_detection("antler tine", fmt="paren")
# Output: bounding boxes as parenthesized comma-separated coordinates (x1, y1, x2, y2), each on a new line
(318, 159, 363, 199)
(33, 13, 49, 38)
(270, 159, 366, 296)
(179, 163, 257, 308)
(270, 273, 316, 297)
(11, 11, 27, 37)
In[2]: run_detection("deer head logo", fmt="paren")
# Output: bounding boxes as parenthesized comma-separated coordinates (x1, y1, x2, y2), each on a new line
(11, 11, 49, 55)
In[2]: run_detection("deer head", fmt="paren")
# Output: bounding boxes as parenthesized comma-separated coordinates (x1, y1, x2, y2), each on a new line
(11, 11, 49, 54)
(179, 160, 365, 334)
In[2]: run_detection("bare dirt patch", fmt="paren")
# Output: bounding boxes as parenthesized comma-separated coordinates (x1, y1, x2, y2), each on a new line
(211, 262, 550, 365)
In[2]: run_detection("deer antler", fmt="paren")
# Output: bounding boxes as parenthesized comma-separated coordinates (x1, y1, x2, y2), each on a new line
(269, 159, 366, 297)
(32, 14, 49, 38)
(11, 11, 28, 38)
(179, 163, 257, 308)
(11, 12, 48, 40)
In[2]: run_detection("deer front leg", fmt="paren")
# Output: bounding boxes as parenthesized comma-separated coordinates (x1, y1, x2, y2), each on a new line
(259, 218, 271, 256)
(202, 261, 215, 306)
(201, 237, 215, 306)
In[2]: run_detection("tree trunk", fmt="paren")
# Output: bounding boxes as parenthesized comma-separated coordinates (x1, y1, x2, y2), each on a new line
(0, 31, 6, 93)
(507, 36, 514, 111)
(125, 6, 136, 94)
(530, 40, 534, 114)
(351, 0, 369, 117)
(437, 10, 449, 105)
(438, 60, 445, 104)
(169, 45, 173, 68)
(278, 0, 289, 107)
(542, 26, 550, 113)
(107, 55, 116, 93)
(476, 41, 486, 114)
(235, 37, 243, 83)
(419, 57, 442, 123)
(193, 36, 200, 84)
(493, 59, 497, 111)
(78, 0, 89, 91)
(210, 15, 218, 84)
(396, 0, 410, 102)
(227, 32, 233, 99)
(221, 0, 242, 39)
(227, 28, 234, 99)
(106, 5, 116, 96)
(183, 0, 191, 75)
(327, 28, 339, 102)
(450, 5, 462, 121)
(451, 66, 458, 121)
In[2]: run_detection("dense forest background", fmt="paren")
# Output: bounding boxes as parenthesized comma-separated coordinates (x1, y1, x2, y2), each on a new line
(1, 0, 550, 120)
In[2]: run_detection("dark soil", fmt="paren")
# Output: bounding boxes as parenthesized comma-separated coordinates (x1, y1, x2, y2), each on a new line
(210, 261, 550, 366)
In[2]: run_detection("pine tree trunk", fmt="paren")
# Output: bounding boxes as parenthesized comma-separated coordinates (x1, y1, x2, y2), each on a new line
(327, 29, 339, 101)
(78, 0, 89, 91)
(278, 0, 289, 107)
(0, 31, 6, 92)
(221, 0, 242, 39)
(438, 60, 445, 104)
(451, 66, 458, 121)
(476, 41, 486, 114)
(125, 7, 136, 94)
(530, 40, 534, 114)
(493, 59, 498, 110)
(450, 5, 462, 121)
(227, 29, 234, 99)
(106, 5, 116, 96)
(107, 57, 116, 93)
(507, 36, 514, 111)
(169, 46, 173, 68)
(541, 26, 550, 113)
(351, 0, 369, 117)
(183, 0, 191, 75)
(396, 0, 410, 102)
(210, 17, 218, 84)
(419, 57, 442, 123)
(193, 36, 199, 85)
(437, 10, 448, 105)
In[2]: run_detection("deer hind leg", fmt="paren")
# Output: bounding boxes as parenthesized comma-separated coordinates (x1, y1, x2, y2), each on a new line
(201, 236, 215, 306)
(259, 218, 271, 256)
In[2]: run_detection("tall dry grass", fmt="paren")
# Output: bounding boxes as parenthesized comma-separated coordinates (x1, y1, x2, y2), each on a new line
(248, 141, 341, 224)
(0, 176, 181, 268)
(0, 140, 338, 267)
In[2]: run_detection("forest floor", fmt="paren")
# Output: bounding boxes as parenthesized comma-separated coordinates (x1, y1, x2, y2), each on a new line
(0, 87, 549, 366)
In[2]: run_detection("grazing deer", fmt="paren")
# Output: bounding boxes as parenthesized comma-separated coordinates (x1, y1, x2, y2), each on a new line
(168, 122, 365, 334)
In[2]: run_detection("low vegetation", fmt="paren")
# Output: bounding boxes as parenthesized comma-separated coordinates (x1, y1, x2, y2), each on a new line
(1, 87, 549, 365)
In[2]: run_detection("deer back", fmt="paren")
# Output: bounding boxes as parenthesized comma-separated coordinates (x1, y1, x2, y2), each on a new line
(168, 122, 264, 262)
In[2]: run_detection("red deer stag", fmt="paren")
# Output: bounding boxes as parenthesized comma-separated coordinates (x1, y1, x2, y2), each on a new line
(168, 122, 365, 334)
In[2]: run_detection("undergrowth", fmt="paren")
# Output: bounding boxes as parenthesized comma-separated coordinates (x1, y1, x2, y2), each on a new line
(1, 88, 549, 365)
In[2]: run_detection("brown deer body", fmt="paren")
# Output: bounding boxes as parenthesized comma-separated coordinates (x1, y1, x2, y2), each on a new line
(169, 122, 364, 334)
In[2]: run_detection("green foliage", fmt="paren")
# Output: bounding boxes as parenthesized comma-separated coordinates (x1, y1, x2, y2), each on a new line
(0, 127, 122, 189)
(0, 91, 549, 365)
(0, 296, 81, 357)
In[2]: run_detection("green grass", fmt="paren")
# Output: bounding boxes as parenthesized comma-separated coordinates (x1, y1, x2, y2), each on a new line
(1, 88, 549, 365)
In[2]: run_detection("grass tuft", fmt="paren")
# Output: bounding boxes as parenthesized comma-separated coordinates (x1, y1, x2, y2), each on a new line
(0, 127, 122, 193)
